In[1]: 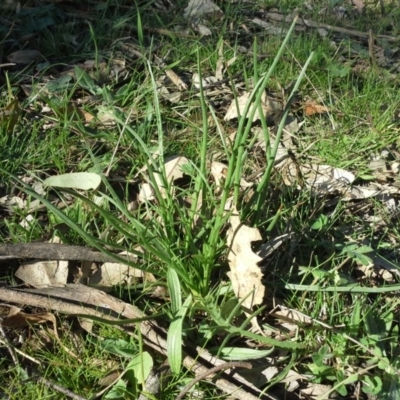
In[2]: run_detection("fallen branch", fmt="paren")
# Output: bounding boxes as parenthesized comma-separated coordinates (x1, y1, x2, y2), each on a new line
(0, 285, 275, 400)
(0, 243, 131, 263)
(266, 12, 399, 42)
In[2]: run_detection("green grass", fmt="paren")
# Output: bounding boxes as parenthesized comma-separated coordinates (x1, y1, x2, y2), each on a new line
(1, 0, 400, 398)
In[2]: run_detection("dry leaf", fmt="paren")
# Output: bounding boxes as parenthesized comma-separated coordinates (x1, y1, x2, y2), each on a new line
(165, 69, 188, 91)
(1, 308, 55, 329)
(251, 19, 288, 35)
(300, 164, 355, 194)
(224, 92, 281, 122)
(227, 210, 265, 310)
(0, 304, 21, 319)
(352, 0, 364, 14)
(301, 383, 332, 398)
(138, 182, 155, 202)
(16, 260, 69, 287)
(89, 252, 139, 289)
(191, 22, 212, 36)
(154, 155, 190, 198)
(163, 155, 190, 181)
(0, 98, 22, 132)
(7, 49, 42, 64)
(184, 0, 223, 19)
(192, 73, 218, 89)
(303, 100, 329, 116)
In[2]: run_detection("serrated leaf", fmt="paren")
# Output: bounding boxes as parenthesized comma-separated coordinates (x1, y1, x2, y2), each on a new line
(44, 172, 101, 190)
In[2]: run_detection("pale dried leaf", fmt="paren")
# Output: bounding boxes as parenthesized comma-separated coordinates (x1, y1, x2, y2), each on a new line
(16, 260, 69, 287)
(210, 161, 252, 190)
(262, 366, 278, 381)
(78, 317, 94, 334)
(251, 19, 287, 35)
(211, 161, 228, 189)
(227, 211, 265, 309)
(0, 304, 21, 318)
(216, 42, 225, 80)
(224, 92, 281, 122)
(257, 233, 292, 258)
(280, 369, 308, 384)
(192, 73, 218, 89)
(301, 383, 332, 397)
(191, 23, 212, 36)
(138, 183, 155, 202)
(89, 252, 140, 288)
(254, 130, 290, 166)
(342, 185, 380, 200)
(151, 155, 190, 199)
(184, 0, 222, 19)
(0, 195, 26, 211)
(272, 306, 313, 325)
(352, 0, 364, 14)
(165, 69, 188, 91)
(301, 164, 355, 194)
(303, 100, 329, 116)
(19, 214, 35, 229)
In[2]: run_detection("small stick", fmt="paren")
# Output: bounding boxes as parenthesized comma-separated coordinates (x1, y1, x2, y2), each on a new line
(176, 361, 252, 400)
(37, 377, 87, 400)
(0, 338, 40, 365)
(0, 327, 19, 366)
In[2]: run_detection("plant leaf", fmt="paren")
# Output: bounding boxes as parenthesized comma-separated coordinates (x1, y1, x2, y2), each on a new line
(167, 294, 192, 374)
(126, 351, 153, 385)
(43, 172, 102, 190)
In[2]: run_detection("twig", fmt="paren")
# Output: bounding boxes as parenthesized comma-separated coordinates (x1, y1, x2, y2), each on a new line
(0, 327, 19, 366)
(37, 377, 87, 400)
(0, 243, 133, 263)
(0, 286, 267, 400)
(175, 361, 252, 400)
(266, 12, 399, 42)
(0, 337, 41, 365)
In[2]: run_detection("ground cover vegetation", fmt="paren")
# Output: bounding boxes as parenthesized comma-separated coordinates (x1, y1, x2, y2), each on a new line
(1, 0, 400, 398)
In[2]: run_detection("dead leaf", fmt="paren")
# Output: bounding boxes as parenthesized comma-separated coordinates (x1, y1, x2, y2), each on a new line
(0, 304, 21, 319)
(301, 383, 332, 398)
(184, 0, 223, 19)
(192, 73, 218, 89)
(146, 155, 190, 199)
(138, 182, 155, 202)
(300, 164, 355, 194)
(16, 260, 69, 287)
(88, 251, 139, 289)
(0, 98, 22, 132)
(303, 100, 329, 116)
(191, 23, 212, 36)
(224, 92, 281, 122)
(227, 210, 265, 310)
(210, 161, 252, 191)
(352, 0, 364, 14)
(1, 307, 55, 329)
(251, 19, 288, 35)
(7, 49, 42, 64)
(165, 70, 188, 91)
